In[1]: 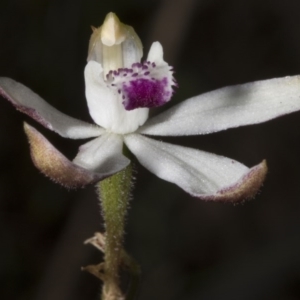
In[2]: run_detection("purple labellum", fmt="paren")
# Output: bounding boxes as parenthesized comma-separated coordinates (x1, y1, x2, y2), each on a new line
(122, 77, 172, 110)
(106, 60, 176, 111)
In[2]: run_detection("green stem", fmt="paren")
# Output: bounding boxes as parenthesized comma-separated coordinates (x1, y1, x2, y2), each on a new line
(98, 165, 132, 300)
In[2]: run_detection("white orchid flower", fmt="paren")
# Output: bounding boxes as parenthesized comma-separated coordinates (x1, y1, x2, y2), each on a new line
(1, 12, 300, 202)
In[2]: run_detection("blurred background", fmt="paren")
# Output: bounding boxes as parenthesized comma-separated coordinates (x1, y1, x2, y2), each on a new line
(1, 0, 300, 299)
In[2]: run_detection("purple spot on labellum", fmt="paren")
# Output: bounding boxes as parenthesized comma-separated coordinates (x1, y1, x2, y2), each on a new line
(122, 77, 172, 110)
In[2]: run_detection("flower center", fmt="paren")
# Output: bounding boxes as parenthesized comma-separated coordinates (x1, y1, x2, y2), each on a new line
(106, 61, 176, 111)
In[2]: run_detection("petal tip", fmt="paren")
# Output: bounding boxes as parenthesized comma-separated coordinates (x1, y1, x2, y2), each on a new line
(201, 160, 268, 203)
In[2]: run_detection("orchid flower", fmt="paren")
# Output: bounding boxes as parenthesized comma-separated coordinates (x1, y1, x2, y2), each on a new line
(1, 13, 300, 202)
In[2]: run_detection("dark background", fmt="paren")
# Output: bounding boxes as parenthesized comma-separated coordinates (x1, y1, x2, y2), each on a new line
(1, 0, 300, 299)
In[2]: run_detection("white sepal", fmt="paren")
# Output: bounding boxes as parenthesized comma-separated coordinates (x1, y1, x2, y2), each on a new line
(0, 77, 104, 139)
(139, 75, 300, 136)
(124, 134, 267, 201)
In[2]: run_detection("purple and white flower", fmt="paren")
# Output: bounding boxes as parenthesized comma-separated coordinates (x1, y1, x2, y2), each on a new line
(1, 12, 300, 202)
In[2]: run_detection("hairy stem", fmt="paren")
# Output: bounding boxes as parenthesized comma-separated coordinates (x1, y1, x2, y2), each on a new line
(98, 165, 132, 300)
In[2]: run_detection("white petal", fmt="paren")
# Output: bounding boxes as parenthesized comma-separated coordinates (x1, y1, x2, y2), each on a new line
(0, 77, 103, 139)
(84, 61, 149, 134)
(147, 42, 165, 65)
(24, 123, 117, 188)
(73, 132, 130, 174)
(124, 134, 267, 201)
(139, 76, 300, 136)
